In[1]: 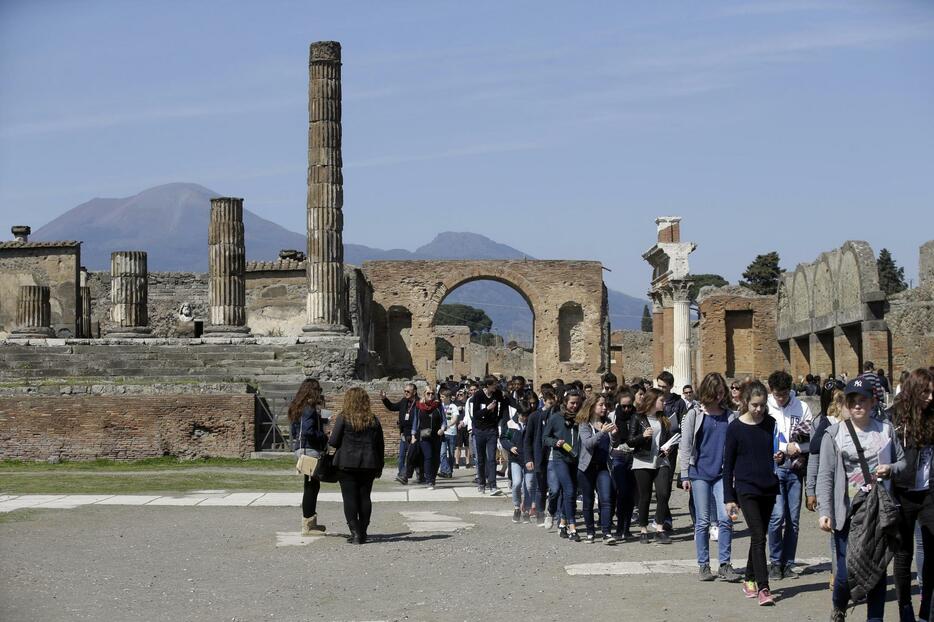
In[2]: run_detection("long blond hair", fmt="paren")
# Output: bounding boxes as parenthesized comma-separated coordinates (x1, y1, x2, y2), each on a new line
(340, 387, 376, 432)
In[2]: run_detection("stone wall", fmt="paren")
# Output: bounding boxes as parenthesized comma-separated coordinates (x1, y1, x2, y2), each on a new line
(697, 286, 785, 381)
(0, 392, 255, 461)
(887, 241, 934, 374)
(0, 242, 81, 337)
(609, 330, 653, 382)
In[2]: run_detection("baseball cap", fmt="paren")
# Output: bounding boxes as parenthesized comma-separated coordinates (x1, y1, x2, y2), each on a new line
(844, 378, 874, 399)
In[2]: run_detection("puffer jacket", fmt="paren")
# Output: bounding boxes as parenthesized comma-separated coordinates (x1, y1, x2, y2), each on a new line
(846, 482, 900, 602)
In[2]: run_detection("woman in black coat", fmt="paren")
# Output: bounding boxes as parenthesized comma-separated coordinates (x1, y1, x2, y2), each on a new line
(329, 387, 385, 545)
(289, 378, 329, 536)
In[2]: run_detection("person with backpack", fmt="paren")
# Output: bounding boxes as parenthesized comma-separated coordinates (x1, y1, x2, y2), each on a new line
(817, 378, 906, 622)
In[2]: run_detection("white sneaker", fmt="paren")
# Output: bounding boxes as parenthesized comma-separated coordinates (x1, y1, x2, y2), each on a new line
(543, 515, 554, 529)
(710, 525, 718, 541)
(427, 485, 435, 490)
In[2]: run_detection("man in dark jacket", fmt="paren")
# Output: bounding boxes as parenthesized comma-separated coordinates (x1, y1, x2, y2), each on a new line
(473, 376, 508, 495)
(657, 371, 685, 531)
(524, 396, 554, 525)
(381, 383, 419, 484)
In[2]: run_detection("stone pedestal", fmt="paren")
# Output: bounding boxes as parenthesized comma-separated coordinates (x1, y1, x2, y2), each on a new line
(303, 40, 348, 335)
(107, 251, 151, 338)
(10, 285, 53, 338)
(670, 280, 692, 389)
(205, 197, 250, 337)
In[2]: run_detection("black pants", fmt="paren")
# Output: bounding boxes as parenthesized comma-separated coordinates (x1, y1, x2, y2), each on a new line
(302, 474, 320, 518)
(738, 492, 776, 590)
(474, 428, 498, 489)
(895, 489, 934, 620)
(404, 441, 424, 482)
(338, 470, 377, 532)
(419, 438, 440, 485)
(633, 465, 671, 528)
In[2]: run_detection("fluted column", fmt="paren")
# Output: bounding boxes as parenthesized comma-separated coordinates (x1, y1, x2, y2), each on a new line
(78, 266, 92, 338)
(107, 251, 151, 337)
(205, 197, 250, 336)
(670, 279, 693, 390)
(303, 40, 348, 334)
(10, 285, 53, 338)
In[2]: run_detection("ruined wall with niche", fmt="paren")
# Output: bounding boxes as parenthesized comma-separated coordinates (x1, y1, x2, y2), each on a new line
(609, 330, 653, 382)
(0, 242, 81, 338)
(364, 260, 607, 385)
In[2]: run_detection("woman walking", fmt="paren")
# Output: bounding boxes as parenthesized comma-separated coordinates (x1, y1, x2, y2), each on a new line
(629, 387, 677, 544)
(329, 387, 385, 545)
(817, 378, 906, 621)
(890, 368, 934, 622)
(544, 388, 583, 541)
(289, 378, 328, 536)
(577, 394, 617, 544)
(412, 387, 443, 490)
(680, 372, 740, 581)
(722, 380, 779, 606)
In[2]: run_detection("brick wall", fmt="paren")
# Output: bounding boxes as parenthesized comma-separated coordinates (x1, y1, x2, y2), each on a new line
(0, 393, 255, 461)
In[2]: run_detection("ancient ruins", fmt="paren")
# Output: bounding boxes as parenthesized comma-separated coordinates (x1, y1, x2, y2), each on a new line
(0, 40, 931, 462)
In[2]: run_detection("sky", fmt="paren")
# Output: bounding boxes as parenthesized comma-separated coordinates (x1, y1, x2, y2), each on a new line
(1, 0, 932, 297)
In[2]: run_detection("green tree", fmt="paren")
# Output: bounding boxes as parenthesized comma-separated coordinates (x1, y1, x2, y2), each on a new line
(740, 252, 783, 295)
(435, 303, 494, 344)
(688, 273, 728, 301)
(641, 305, 653, 332)
(435, 337, 454, 360)
(877, 248, 907, 295)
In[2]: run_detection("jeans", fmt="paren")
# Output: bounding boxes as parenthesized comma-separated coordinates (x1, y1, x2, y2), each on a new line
(397, 438, 409, 476)
(552, 459, 578, 526)
(633, 465, 671, 528)
(738, 493, 776, 590)
(509, 462, 531, 509)
(834, 525, 886, 621)
(338, 469, 377, 533)
(302, 474, 320, 518)
(474, 428, 498, 489)
(894, 489, 934, 620)
(610, 456, 636, 536)
(524, 469, 539, 512)
(533, 467, 548, 513)
(768, 467, 802, 567)
(418, 438, 439, 485)
(579, 463, 612, 535)
(439, 435, 457, 475)
(918, 520, 926, 594)
(691, 478, 733, 566)
(547, 460, 563, 520)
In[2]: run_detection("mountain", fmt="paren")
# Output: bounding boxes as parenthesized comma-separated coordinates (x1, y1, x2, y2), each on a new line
(32, 183, 647, 333)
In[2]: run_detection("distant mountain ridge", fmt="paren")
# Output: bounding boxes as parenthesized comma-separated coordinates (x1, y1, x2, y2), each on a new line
(32, 183, 647, 333)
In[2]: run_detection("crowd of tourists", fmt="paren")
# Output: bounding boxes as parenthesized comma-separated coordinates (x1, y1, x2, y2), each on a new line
(289, 362, 934, 621)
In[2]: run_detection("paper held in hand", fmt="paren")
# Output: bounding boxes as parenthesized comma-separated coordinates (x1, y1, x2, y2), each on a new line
(661, 433, 681, 453)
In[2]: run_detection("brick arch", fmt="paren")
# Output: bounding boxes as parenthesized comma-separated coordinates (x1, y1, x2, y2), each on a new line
(362, 259, 607, 384)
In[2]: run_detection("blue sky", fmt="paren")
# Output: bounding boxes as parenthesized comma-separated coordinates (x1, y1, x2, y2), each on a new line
(1, 0, 932, 296)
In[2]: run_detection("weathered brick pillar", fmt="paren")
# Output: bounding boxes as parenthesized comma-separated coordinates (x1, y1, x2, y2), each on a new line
(303, 40, 347, 334)
(205, 197, 250, 336)
(809, 332, 832, 378)
(861, 321, 891, 373)
(10, 285, 53, 338)
(107, 251, 151, 337)
(78, 266, 92, 338)
(833, 326, 859, 379)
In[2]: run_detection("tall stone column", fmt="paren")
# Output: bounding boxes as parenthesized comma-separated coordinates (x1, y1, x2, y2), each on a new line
(78, 266, 92, 338)
(303, 40, 347, 334)
(670, 279, 693, 389)
(107, 251, 151, 337)
(10, 285, 53, 338)
(205, 197, 250, 336)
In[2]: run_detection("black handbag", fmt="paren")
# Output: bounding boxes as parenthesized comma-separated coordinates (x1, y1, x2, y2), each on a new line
(314, 447, 339, 483)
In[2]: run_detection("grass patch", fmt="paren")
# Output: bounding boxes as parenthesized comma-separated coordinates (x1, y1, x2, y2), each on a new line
(0, 508, 41, 524)
(0, 457, 296, 472)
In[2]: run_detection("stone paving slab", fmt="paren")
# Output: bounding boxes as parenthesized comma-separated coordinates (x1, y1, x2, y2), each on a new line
(145, 496, 208, 506)
(275, 531, 324, 547)
(407, 488, 458, 502)
(0, 495, 67, 512)
(249, 493, 303, 507)
(30, 495, 114, 509)
(370, 491, 408, 503)
(198, 493, 264, 506)
(95, 495, 161, 505)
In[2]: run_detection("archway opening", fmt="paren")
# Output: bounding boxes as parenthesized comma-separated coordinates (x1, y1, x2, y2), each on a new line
(431, 278, 534, 382)
(558, 301, 584, 363)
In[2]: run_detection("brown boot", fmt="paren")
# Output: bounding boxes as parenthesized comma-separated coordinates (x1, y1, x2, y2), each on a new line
(302, 514, 326, 536)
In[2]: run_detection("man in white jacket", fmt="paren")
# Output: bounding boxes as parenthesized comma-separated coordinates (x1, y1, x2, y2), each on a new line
(766, 370, 813, 581)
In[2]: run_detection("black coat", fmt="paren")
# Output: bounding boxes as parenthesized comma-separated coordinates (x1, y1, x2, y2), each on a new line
(628, 413, 675, 456)
(500, 413, 528, 464)
(523, 407, 552, 472)
(412, 404, 443, 442)
(382, 395, 418, 436)
(329, 416, 385, 472)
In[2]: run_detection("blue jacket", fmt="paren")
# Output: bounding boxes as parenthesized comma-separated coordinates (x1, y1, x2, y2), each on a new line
(523, 407, 552, 472)
(290, 406, 328, 452)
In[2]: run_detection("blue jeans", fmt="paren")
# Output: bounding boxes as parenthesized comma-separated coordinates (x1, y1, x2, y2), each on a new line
(509, 462, 531, 509)
(524, 469, 539, 512)
(610, 456, 636, 536)
(768, 468, 802, 566)
(397, 438, 409, 476)
(474, 428, 498, 490)
(439, 435, 457, 475)
(552, 459, 578, 527)
(833, 526, 886, 621)
(419, 438, 439, 485)
(691, 477, 733, 566)
(547, 460, 563, 520)
(579, 463, 612, 535)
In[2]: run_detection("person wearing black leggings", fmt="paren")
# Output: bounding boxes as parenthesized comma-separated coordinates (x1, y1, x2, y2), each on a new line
(723, 381, 779, 607)
(329, 388, 385, 545)
(289, 378, 329, 536)
(628, 387, 676, 544)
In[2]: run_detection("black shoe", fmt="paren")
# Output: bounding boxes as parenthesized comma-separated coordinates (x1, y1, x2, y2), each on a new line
(395, 475, 407, 485)
(769, 564, 783, 581)
(603, 534, 618, 546)
(656, 530, 671, 544)
(663, 523, 674, 534)
(512, 508, 521, 523)
(522, 512, 531, 524)
(782, 564, 799, 580)
(559, 526, 569, 539)
(639, 532, 651, 544)
(568, 530, 581, 542)
(698, 565, 716, 582)
(585, 533, 596, 544)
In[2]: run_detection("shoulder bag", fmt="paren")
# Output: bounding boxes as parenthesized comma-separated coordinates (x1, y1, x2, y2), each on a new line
(295, 413, 321, 477)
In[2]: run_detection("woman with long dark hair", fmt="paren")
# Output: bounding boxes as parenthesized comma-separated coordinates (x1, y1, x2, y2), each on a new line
(629, 387, 677, 544)
(890, 368, 934, 622)
(329, 387, 385, 544)
(289, 378, 328, 536)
